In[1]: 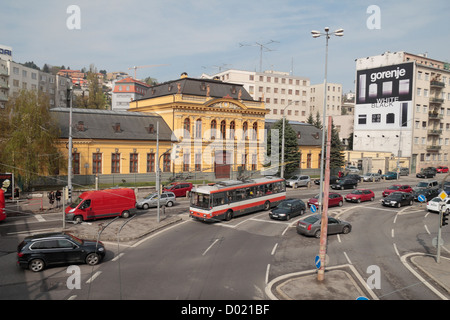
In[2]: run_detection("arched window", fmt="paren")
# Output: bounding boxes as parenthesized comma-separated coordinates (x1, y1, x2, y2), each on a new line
(229, 121, 235, 140)
(242, 121, 248, 140)
(220, 120, 226, 139)
(211, 120, 217, 139)
(195, 119, 202, 139)
(183, 118, 190, 138)
(252, 122, 258, 140)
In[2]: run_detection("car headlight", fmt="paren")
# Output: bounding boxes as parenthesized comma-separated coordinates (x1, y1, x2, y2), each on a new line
(98, 247, 104, 252)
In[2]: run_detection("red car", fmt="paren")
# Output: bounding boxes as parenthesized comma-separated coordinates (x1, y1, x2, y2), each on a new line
(163, 182, 193, 197)
(382, 185, 413, 197)
(307, 192, 343, 208)
(437, 166, 449, 173)
(345, 189, 375, 203)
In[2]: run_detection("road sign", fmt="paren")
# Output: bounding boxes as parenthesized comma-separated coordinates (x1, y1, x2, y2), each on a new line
(310, 204, 317, 213)
(356, 296, 369, 300)
(314, 255, 321, 269)
(417, 194, 426, 203)
(439, 191, 448, 201)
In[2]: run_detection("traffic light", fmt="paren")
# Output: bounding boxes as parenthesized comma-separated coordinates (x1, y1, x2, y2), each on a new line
(442, 211, 449, 227)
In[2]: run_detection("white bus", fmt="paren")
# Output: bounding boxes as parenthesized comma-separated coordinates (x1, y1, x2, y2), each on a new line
(189, 176, 286, 222)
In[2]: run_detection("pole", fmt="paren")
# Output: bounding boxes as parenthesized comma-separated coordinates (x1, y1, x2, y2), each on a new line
(318, 30, 329, 218)
(156, 122, 160, 223)
(68, 87, 73, 203)
(437, 172, 450, 263)
(281, 115, 286, 178)
(318, 116, 332, 281)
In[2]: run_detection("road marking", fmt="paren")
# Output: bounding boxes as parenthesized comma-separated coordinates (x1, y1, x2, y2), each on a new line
(271, 243, 278, 256)
(67, 295, 77, 300)
(202, 239, 219, 256)
(265, 264, 270, 284)
(424, 224, 431, 235)
(393, 214, 398, 224)
(391, 229, 395, 238)
(86, 271, 102, 284)
(393, 243, 400, 256)
(337, 234, 342, 243)
(35, 214, 45, 222)
(112, 253, 125, 262)
(343, 251, 352, 264)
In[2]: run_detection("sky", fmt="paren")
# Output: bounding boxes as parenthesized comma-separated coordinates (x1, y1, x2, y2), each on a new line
(2, 0, 449, 93)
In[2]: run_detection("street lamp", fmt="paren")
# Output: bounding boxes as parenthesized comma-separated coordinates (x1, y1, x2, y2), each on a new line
(311, 27, 343, 282)
(311, 27, 343, 215)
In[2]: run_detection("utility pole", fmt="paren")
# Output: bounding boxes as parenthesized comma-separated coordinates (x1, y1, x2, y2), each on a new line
(67, 86, 73, 203)
(156, 122, 160, 223)
(317, 116, 332, 281)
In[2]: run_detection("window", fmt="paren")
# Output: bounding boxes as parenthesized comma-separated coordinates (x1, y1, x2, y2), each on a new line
(163, 154, 171, 172)
(220, 120, 226, 139)
(195, 119, 202, 139)
(92, 153, 102, 174)
(195, 153, 202, 171)
(372, 114, 381, 123)
(358, 114, 367, 124)
(229, 121, 235, 140)
(252, 122, 258, 140)
(242, 122, 248, 140)
(210, 120, 217, 139)
(147, 153, 155, 172)
(72, 152, 80, 174)
(183, 152, 190, 172)
(183, 118, 190, 138)
(386, 113, 395, 124)
(111, 153, 120, 173)
(130, 153, 138, 173)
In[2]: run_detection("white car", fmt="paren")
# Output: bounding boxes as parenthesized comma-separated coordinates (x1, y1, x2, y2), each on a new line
(362, 173, 381, 182)
(426, 197, 450, 213)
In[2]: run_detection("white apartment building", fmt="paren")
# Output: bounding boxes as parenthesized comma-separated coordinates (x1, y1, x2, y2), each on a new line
(309, 82, 343, 117)
(0, 44, 71, 109)
(203, 69, 310, 122)
(353, 51, 450, 173)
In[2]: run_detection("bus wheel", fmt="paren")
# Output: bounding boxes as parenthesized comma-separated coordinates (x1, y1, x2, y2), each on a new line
(264, 201, 271, 211)
(224, 210, 233, 221)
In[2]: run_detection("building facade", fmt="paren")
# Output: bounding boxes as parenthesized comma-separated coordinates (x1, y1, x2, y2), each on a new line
(203, 69, 311, 123)
(353, 51, 450, 173)
(111, 77, 151, 111)
(309, 82, 343, 117)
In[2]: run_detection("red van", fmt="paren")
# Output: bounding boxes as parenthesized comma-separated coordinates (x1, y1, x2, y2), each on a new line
(0, 189, 5, 222)
(65, 188, 136, 224)
(163, 182, 193, 197)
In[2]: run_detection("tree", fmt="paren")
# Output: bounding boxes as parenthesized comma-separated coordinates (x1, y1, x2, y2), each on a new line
(86, 71, 107, 109)
(306, 113, 314, 126)
(266, 119, 301, 177)
(0, 90, 65, 190)
(328, 120, 345, 170)
(314, 111, 322, 129)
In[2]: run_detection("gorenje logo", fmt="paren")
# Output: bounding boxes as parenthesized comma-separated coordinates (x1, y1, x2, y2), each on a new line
(0, 48, 12, 56)
(370, 66, 406, 82)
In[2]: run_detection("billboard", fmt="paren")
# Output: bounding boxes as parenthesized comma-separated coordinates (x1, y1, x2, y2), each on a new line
(355, 62, 414, 130)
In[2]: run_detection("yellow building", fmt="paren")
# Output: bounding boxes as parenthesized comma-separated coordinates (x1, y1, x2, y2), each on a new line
(129, 74, 269, 178)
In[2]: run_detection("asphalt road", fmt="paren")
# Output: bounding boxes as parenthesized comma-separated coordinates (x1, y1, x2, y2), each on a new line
(0, 175, 449, 300)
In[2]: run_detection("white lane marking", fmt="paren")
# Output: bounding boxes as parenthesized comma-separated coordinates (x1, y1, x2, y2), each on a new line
(343, 251, 352, 265)
(391, 229, 395, 238)
(393, 243, 400, 256)
(265, 264, 270, 284)
(202, 239, 219, 256)
(35, 214, 45, 222)
(271, 243, 278, 256)
(424, 224, 431, 235)
(112, 253, 125, 262)
(86, 271, 102, 284)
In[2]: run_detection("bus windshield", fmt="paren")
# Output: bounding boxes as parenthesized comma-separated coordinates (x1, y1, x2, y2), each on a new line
(190, 192, 211, 209)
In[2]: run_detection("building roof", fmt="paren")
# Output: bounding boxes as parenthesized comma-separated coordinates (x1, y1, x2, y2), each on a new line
(265, 119, 322, 146)
(137, 75, 255, 102)
(51, 107, 174, 142)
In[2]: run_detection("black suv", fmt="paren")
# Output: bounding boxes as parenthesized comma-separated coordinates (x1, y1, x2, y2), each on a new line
(269, 198, 306, 221)
(331, 178, 358, 190)
(17, 232, 106, 272)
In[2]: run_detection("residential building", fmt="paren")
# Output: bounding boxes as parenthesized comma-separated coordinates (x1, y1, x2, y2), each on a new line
(203, 69, 310, 122)
(353, 51, 450, 173)
(309, 82, 343, 117)
(111, 77, 151, 111)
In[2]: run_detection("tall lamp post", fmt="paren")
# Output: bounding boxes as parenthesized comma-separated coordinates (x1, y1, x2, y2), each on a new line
(311, 27, 343, 281)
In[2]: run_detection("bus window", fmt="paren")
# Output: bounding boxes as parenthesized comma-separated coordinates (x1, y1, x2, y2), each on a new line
(213, 192, 225, 206)
(226, 190, 235, 203)
(191, 193, 210, 209)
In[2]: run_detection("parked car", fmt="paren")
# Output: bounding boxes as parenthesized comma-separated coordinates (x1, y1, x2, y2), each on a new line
(382, 185, 413, 197)
(412, 187, 440, 202)
(343, 174, 361, 182)
(399, 167, 410, 176)
(345, 165, 360, 173)
(345, 189, 375, 203)
(382, 171, 398, 180)
(314, 176, 340, 185)
(286, 175, 310, 188)
(331, 178, 358, 190)
(442, 181, 450, 194)
(296, 214, 352, 238)
(65, 188, 136, 224)
(17, 232, 105, 272)
(362, 173, 381, 182)
(162, 182, 193, 197)
(437, 166, 449, 173)
(307, 193, 343, 208)
(381, 192, 414, 208)
(416, 180, 439, 189)
(416, 169, 436, 178)
(136, 192, 176, 209)
(269, 198, 306, 221)
(426, 197, 450, 213)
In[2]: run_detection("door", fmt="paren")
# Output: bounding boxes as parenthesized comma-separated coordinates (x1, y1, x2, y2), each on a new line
(215, 151, 231, 179)
(327, 217, 341, 234)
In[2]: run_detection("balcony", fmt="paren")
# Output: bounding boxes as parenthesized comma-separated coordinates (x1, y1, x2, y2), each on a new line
(429, 97, 444, 104)
(426, 145, 441, 152)
(427, 129, 443, 135)
(430, 80, 445, 88)
(428, 112, 443, 120)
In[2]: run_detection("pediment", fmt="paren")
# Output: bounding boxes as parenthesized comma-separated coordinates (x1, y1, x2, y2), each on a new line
(205, 99, 247, 110)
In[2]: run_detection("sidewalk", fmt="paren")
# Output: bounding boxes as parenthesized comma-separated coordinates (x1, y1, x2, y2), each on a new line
(266, 254, 450, 300)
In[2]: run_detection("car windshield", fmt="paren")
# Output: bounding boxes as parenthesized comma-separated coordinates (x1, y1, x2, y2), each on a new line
(417, 182, 428, 188)
(289, 176, 299, 180)
(69, 196, 84, 208)
(389, 186, 400, 190)
(389, 193, 402, 199)
(278, 202, 293, 209)
(431, 198, 441, 203)
(144, 193, 157, 200)
(303, 216, 320, 224)
(350, 190, 362, 195)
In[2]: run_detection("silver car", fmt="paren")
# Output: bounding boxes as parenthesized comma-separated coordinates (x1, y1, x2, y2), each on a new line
(296, 214, 352, 238)
(286, 175, 310, 188)
(362, 173, 381, 182)
(136, 192, 176, 209)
